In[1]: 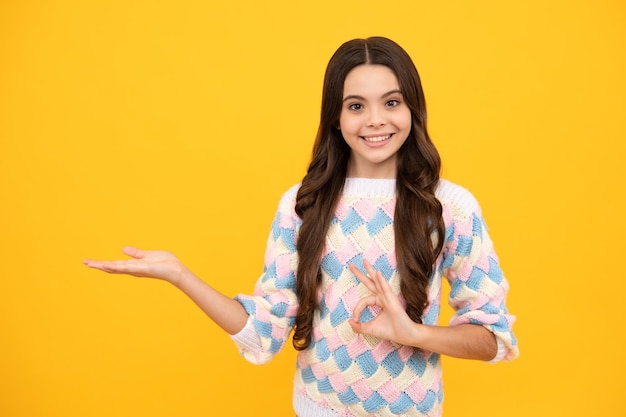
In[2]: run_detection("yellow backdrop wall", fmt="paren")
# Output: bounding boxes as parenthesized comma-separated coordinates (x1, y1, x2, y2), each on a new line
(1, 0, 625, 416)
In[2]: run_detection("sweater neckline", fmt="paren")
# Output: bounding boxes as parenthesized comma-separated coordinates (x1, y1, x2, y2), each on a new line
(343, 177, 396, 197)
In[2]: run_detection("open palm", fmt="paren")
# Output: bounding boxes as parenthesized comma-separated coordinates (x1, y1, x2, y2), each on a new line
(83, 246, 186, 284)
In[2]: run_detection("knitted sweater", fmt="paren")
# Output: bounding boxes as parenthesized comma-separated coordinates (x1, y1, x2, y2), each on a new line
(232, 178, 518, 416)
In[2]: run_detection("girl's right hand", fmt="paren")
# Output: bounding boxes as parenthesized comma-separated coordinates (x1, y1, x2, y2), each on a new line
(83, 246, 187, 286)
(84, 246, 250, 334)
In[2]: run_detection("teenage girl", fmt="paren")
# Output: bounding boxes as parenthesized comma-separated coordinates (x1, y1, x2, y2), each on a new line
(84, 36, 518, 416)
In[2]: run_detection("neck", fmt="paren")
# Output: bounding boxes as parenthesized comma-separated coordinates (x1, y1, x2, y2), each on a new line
(346, 158, 397, 179)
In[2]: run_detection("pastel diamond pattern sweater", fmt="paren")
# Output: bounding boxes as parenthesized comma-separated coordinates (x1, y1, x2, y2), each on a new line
(232, 178, 518, 416)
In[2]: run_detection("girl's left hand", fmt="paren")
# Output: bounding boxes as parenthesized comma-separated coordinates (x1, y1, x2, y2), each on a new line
(348, 260, 420, 346)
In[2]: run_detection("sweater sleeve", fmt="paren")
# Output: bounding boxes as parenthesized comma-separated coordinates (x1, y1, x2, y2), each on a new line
(231, 185, 301, 365)
(439, 183, 519, 362)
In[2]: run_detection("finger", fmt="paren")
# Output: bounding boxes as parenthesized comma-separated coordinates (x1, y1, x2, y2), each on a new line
(122, 246, 144, 259)
(363, 259, 377, 278)
(105, 260, 147, 275)
(371, 272, 407, 314)
(363, 260, 385, 294)
(348, 320, 374, 335)
(349, 264, 377, 293)
(373, 269, 392, 297)
(348, 318, 362, 334)
(349, 315, 378, 339)
(352, 294, 377, 322)
(86, 259, 144, 276)
(84, 260, 118, 273)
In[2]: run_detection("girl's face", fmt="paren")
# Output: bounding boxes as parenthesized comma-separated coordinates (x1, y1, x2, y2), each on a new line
(339, 64, 412, 179)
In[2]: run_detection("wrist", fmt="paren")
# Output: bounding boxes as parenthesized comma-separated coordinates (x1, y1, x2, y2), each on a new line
(170, 263, 193, 288)
(406, 322, 429, 348)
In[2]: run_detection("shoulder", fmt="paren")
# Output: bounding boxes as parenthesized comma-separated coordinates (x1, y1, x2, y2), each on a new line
(436, 179, 482, 220)
(276, 183, 302, 216)
(278, 183, 301, 204)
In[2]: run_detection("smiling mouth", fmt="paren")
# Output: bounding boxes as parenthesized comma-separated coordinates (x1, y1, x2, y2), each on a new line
(362, 134, 393, 143)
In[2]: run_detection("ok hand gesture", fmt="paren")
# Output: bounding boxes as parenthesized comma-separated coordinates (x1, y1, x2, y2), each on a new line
(348, 260, 420, 347)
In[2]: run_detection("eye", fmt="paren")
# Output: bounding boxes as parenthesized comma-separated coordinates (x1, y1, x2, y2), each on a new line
(386, 99, 400, 107)
(348, 103, 363, 111)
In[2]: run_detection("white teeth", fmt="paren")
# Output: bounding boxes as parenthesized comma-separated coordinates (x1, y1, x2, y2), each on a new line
(363, 135, 391, 143)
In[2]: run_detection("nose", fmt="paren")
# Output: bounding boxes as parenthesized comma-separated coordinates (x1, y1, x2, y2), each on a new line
(366, 108, 386, 127)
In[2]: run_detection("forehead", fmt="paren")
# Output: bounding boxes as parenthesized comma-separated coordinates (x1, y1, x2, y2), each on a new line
(343, 64, 400, 97)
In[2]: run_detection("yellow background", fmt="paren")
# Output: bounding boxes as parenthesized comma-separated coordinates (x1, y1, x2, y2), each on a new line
(1, 0, 624, 416)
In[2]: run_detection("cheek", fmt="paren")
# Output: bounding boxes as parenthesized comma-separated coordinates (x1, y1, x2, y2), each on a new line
(338, 115, 358, 133)
(399, 109, 413, 130)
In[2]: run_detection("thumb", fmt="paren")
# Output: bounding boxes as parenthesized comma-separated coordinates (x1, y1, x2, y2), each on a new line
(349, 319, 362, 334)
(349, 318, 374, 336)
(122, 246, 144, 259)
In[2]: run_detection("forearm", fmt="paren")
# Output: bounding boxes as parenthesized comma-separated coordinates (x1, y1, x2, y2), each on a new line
(410, 323, 497, 360)
(172, 268, 249, 335)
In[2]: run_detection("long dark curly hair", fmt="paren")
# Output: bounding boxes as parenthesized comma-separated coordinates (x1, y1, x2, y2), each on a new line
(293, 37, 445, 350)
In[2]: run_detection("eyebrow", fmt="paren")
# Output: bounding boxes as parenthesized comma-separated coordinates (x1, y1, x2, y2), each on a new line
(342, 89, 403, 102)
